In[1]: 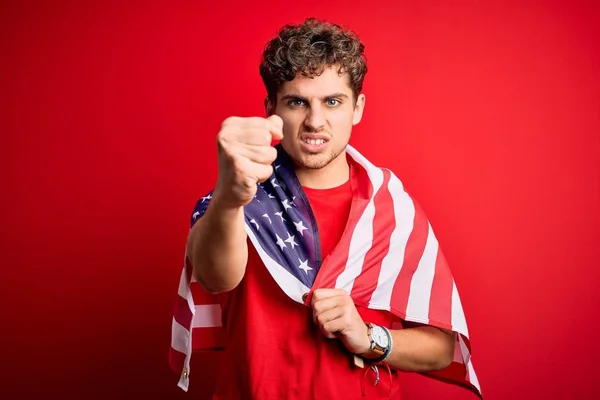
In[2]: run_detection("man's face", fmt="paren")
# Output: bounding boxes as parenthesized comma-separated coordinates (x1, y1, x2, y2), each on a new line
(269, 65, 365, 170)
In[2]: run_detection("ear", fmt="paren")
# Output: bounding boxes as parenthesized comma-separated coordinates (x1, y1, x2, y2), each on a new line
(352, 93, 366, 125)
(264, 96, 274, 117)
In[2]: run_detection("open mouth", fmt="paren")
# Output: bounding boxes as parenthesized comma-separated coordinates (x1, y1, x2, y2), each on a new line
(302, 138, 328, 146)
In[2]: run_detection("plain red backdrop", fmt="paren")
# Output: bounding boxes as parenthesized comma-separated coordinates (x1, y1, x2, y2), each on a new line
(2, 1, 599, 399)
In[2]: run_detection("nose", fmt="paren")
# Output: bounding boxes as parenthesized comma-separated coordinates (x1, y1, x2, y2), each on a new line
(304, 105, 326, 132)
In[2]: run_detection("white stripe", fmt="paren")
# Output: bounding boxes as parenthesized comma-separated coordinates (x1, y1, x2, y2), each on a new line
(246, 224, 310, 303)
(467, 359, 481, 392)
(405, 223, 438, 322)
(170, 317, 190, 355)
(334, 148, 384, 292)
(191, 304, 222, 328)
(451, 281, 469, 338)
(177, 255, 196, 313)
(369, 171, 415, 309)
(458, 335, 472, 366)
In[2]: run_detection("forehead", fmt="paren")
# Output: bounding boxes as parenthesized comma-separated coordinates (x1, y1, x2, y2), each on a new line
(278, 65, 352, 97)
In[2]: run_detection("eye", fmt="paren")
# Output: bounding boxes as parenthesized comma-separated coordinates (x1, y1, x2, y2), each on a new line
(288, 99, 306, 107)
(326, 99, 340, 107)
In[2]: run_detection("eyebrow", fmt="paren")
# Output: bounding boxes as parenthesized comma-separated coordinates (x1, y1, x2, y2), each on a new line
(280, 93, 349, 102)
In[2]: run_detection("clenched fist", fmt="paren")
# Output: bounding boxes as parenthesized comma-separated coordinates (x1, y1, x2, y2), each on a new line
(213, 115, 283, 209)
(310, 289, 371, 355)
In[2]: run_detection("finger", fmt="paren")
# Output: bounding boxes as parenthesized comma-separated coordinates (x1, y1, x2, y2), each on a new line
(238, 117, 283, 141)
(312, 297, 341, 323)
(232, 127, 274, 146)
(322, 318, 347, 339)
(238, 144, 278, 165)
(267, 114, 284, 140)
(316, 308, 344, 338)
(250, 163, 274, 183)
(311, 288, 347, 305)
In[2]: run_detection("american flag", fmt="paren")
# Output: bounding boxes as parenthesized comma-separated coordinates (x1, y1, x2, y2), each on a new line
(169, 144, 483, 398)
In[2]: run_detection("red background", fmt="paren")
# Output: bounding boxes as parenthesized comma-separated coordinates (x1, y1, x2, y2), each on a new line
(2, 1, 599, 399)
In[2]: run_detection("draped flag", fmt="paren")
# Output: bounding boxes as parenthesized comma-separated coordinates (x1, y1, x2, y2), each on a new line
(169, 144, 482, 398)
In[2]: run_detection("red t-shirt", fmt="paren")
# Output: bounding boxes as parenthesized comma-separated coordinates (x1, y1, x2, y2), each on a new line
(210, 178, 402, 400)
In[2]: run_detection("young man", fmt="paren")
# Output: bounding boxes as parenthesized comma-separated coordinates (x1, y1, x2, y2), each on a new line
(170, 18, 482, 400)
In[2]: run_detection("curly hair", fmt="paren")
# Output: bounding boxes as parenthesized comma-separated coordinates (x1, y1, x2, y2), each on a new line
(259, 18, 368, 104)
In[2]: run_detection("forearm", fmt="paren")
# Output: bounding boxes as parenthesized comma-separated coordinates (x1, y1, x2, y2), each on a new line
(383, 326, 455, 372)
(186, 196, 248, 294)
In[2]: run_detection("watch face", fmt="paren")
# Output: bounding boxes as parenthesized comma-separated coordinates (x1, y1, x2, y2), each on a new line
(372, 326, 389, 348)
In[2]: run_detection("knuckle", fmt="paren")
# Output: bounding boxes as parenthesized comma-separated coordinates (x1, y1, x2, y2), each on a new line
(221, 116, 239, 128)
(231, 157, 247, 176)
(316, 313, 326, 326)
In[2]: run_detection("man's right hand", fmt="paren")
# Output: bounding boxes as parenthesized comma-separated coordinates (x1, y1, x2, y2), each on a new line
(213, 115, 284, 209)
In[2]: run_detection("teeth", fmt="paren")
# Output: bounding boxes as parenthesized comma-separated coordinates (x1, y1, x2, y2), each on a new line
(304, 138, 325, 145)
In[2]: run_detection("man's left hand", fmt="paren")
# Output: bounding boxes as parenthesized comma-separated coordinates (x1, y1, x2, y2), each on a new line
(310, 288, 371, 355)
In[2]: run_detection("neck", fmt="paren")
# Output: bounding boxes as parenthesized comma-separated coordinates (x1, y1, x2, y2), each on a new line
(295, 151, 350, 189)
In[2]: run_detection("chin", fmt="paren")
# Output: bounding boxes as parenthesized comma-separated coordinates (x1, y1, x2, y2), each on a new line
(294, 152, 335, 170)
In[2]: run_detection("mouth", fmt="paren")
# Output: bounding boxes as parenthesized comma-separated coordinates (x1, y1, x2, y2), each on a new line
(300, 135, 329, 153)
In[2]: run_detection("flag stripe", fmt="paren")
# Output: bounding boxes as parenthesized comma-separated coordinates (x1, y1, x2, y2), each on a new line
(192, 304, 222, 328)
(427, 250, 454, 328)
(171, 317, 191, 355)
(173, 294, 193, 331)
(192, 325, 226, 349)
(350, 169, 395, 302)
(389, 201, 429, 317)
(405, 223, 438, 323)
(333, 153, 384, 292)
(451, 281, 469, 337)
(369, 172, 416, 309)
(312, 158, 373, 290)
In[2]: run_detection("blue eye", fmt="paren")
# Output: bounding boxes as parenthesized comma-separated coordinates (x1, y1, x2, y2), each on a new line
(326, 99, 340, 107)
(289, 99, 305, 107)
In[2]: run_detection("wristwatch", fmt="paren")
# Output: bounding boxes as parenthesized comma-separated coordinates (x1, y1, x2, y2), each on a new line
(360, 322, 392, 362)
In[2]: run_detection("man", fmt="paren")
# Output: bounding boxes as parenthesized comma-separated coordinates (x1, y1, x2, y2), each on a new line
(170, 18, 482, 399)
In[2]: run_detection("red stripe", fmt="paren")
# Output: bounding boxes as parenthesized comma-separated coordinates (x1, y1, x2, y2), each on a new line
(350, 169, 395, 303)
(173, 294, 193, 329)
(190, 281, 219, 304)
(311, 157, 373, 291)
(423, 361, 482, 398)
(191, 326, 227, 350)
(427, 249, 454, 326)
(389, 199, 429, 316)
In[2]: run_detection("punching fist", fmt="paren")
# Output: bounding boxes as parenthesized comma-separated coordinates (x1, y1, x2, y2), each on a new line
(213, 115, 283, 209)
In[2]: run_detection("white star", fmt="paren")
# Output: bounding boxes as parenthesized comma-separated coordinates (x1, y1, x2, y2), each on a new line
(250, 219, 259, 230)
(254, 194, 260, 202)
(274, 211, 286, 222)
(201, 194, 212, 203)
(284, 232, 298, 249)
(281, 199, 292, 210)
(294, 220, 308, 236)
(298, 258, 312, 274)
(275, 234, 287, 250)
(275, 164, 281, 170)
(271, 178, 280, 187)
(262, 213, 272, 224)
(192, 211, 200, 220)
(268, 193, 275, 199)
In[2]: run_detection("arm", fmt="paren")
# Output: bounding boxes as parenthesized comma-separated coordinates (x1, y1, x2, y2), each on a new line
(381, 323, 455, 372)
(187, 115, 283, 294)
(310, 289, 456, 373)
(186, 195, 248, 294)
